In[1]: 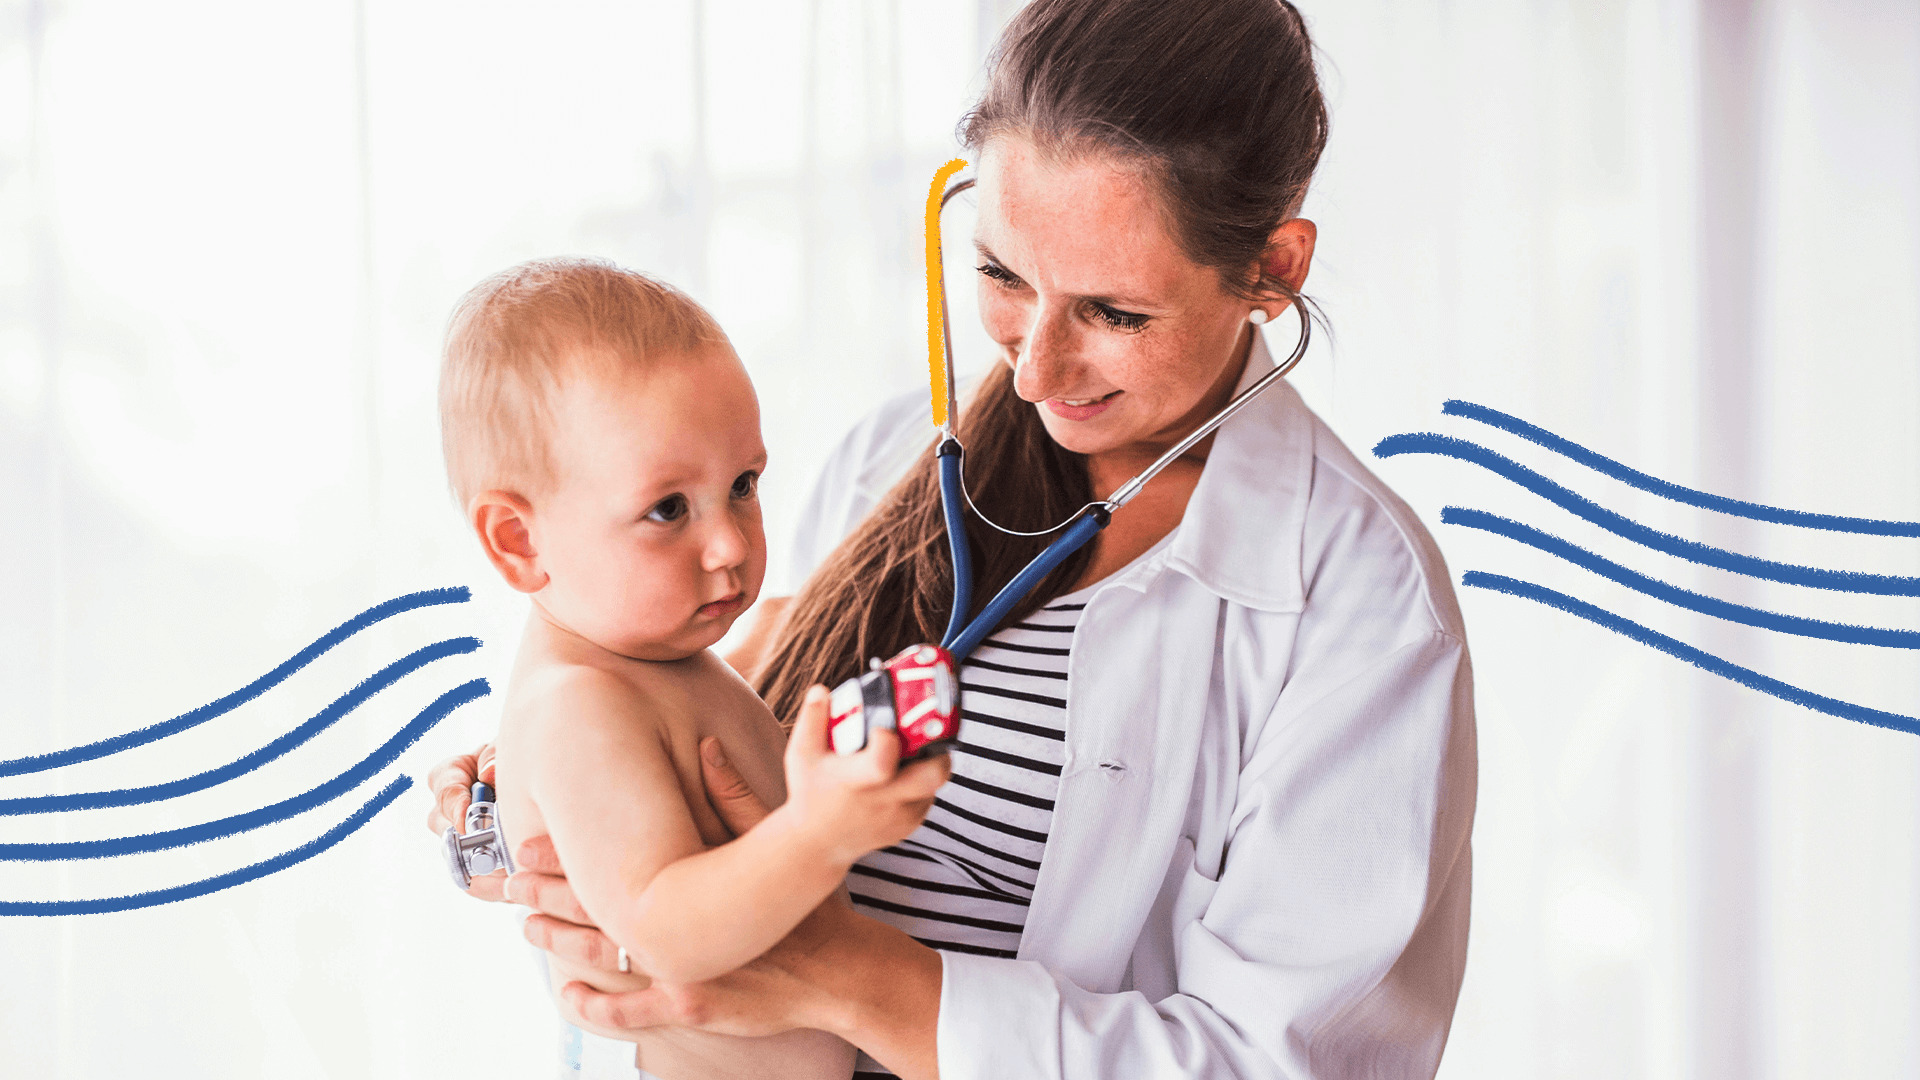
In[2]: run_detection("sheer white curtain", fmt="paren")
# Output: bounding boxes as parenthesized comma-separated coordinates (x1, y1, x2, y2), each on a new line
(1301, 3, 1920, 1078)
(1, 1, 1914, 1076)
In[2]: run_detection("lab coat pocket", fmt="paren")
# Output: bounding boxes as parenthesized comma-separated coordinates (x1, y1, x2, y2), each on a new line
(1129, 835, 1221, 1002)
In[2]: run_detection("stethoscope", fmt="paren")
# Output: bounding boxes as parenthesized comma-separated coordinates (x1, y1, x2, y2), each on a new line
(927, 168, 1312, 661)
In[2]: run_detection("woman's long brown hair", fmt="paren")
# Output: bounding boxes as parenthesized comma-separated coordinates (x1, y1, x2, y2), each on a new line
(755, 0, 1328, 724)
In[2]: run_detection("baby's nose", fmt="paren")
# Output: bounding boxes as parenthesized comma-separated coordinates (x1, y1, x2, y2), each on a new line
(701, 517, 749, 571)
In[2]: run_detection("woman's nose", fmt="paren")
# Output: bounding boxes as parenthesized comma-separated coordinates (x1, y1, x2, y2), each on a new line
(1012, 304, 1076, 402)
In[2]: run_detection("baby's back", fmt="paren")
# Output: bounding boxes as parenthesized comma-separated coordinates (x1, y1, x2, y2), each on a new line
(495, 620, 852, 1080)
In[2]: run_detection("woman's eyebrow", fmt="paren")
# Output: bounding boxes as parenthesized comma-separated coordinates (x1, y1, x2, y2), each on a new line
(973, 241, 1159, 311)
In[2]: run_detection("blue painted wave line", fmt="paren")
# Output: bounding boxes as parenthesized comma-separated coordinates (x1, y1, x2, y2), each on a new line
(0, 637, 480, 817)
(1444, 507, 1920, 650)
(1445, 400, 1920, 537)
(0, 587, 472, 779)
(1463, 571, 1920, 737)
(1375, 433, 1920, 596)
(0, 678, 489, 862)
(0, 776, 410, 916)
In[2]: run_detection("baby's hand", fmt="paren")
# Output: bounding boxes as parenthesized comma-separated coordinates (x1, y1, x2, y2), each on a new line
(779, 685, 951, 867)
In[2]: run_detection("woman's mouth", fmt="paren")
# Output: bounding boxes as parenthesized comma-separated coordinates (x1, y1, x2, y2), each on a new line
(1045, 390, 1120, 421)
(698, 593, 746, 619)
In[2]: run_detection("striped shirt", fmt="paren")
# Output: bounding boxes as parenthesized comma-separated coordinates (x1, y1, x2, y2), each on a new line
(846, 592, 1087, 1078)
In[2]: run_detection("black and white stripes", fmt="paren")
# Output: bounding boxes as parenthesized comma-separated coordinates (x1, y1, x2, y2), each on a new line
(846, 595, 1083, 1077)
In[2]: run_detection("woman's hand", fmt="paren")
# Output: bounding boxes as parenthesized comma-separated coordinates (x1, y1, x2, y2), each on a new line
(558, 895, 866, 1038)
(425, 742, 504, 902)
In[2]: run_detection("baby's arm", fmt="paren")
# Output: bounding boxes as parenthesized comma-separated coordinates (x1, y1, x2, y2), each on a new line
(525, 675, 946, 986)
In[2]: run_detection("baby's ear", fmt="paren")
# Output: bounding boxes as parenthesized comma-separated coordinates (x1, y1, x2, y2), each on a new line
(469, 491, 547, 593)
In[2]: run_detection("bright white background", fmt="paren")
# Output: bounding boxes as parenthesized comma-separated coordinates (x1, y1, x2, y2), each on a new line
(1, 1, 1916, 1077)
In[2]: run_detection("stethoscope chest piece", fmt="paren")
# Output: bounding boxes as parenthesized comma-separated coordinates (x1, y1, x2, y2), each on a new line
(443, 781, 516, 890)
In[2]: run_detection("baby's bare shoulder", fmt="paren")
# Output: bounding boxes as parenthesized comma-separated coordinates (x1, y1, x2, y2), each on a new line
(651, 652, 781, 728)
(505, 654, 669, 742)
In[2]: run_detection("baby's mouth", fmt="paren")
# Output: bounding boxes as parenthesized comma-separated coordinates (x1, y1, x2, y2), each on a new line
(698, 592, 745, 618)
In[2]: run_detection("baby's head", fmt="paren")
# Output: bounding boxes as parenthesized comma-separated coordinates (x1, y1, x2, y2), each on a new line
(440, 257, 766, 661)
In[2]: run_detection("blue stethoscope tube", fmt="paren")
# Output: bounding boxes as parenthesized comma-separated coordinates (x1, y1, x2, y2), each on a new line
(937, 439, 976, 649)
(944, 496, 1108, 661)
(938, 433, 1111, 660)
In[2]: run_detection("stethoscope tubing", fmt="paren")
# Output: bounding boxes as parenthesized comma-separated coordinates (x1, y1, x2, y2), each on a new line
(937, 441, 975, 649)
(944, 502, 1108, 661)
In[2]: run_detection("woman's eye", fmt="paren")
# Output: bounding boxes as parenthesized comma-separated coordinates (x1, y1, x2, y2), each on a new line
(644, 495, 689, 524)
(731, 471, 760, 500)
(976, 262, 1023, 290)
(1087, 302, 1150, 332)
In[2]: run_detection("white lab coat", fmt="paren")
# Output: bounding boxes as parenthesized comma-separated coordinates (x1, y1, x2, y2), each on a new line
(788, 332, 1477, 1080)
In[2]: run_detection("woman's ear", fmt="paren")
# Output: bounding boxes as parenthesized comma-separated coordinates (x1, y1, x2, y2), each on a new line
(1259, 217, 1318, 301)
(468, 491, 548, 594)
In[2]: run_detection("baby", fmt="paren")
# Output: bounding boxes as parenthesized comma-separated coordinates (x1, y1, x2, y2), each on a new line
(438, 258, 945, 1079)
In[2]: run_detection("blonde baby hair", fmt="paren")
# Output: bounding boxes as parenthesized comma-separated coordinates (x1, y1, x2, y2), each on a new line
(438, 257, 727, 507)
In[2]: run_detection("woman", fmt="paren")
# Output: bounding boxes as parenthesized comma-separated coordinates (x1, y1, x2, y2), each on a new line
(431, 1, 1476, 1076)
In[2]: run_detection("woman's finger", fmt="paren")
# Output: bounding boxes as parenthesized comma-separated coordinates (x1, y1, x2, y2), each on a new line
(426, 748, 481, 793)
(561, 981, 679, 1033)
(514, 834, 565, 876)
(429, 783, 469, 836)
(524, 915, 624, 972)
(504, 870, 593, 925)
(700, 737, 772, 838)
(425, 751, 481, 834)
(464, 870, 509, 904)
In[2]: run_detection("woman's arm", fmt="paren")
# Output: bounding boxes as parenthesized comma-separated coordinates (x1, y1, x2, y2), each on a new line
(548, 892, 945, 1079)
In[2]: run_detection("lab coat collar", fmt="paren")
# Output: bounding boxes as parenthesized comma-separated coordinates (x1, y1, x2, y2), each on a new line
(1157, 328, 1312, 613)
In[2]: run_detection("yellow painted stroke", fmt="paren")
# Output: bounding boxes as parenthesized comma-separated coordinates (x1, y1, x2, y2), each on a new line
(924, 158, 968, 428)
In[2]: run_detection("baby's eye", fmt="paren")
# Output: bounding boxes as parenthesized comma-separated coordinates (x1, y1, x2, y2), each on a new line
(645, 494, 689, 524)
(731, 471, 760, 500)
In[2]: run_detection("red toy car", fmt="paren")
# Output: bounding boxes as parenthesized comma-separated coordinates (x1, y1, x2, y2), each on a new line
(828, 644, 961, 761)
